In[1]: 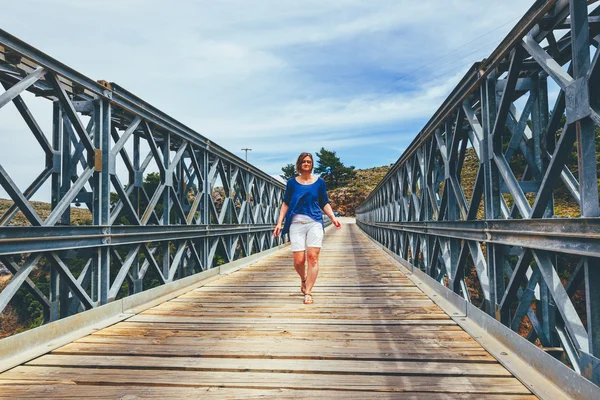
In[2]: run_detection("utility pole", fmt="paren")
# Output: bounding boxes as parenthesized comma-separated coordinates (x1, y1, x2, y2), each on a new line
(241, 148, 252, 162)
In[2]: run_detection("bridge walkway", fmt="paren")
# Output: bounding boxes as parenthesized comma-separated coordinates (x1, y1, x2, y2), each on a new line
(0, 218, 537, 399)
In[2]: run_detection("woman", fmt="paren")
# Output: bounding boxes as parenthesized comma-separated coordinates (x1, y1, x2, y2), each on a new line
(273, 152, 342, 304)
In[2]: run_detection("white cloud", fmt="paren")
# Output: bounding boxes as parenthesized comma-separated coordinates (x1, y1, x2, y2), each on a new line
(0, 0, 536, 201)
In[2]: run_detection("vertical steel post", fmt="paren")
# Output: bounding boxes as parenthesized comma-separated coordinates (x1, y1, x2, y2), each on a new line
(570, 0, 600, 364)
(60, 115, 71, 225)
(445, 119, 460, 286)
(132, 132, 142, 292)
(419, 146, 431, 274)
(98, 99, 111, 305)
(162, 132, 171, 278)
(49, 101, 62, 321)
(203, 151, 210, 268)
(90, 101, 101, 304)
(57, 106, 73, 316)
(482, 76, 503, 317)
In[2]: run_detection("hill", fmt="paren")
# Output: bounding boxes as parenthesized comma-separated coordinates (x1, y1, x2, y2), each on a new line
(327, 165, 391, 216)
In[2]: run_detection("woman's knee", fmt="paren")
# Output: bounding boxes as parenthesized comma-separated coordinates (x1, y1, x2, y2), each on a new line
(293, 254, 306, 267)
(307, 253, 319, 265)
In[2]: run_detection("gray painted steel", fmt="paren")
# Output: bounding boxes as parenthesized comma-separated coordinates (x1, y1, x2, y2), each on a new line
(357, 0, 600, 391)
(0, 27, 293, 330)
(0, 241, 289, 374)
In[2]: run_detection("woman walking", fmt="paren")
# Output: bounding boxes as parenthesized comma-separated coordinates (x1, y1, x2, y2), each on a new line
(273, 152, 342, 304)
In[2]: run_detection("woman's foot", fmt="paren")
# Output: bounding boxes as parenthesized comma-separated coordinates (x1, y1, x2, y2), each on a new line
(304, 293, 313, 304)
(301, 279, 307, 294)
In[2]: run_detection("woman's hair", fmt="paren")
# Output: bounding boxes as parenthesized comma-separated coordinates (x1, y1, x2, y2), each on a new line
(295, 152, 314, 173)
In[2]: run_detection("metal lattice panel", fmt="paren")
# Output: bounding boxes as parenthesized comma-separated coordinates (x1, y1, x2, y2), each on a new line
(0, 29, 285, 323)
(357, 0, 600, 386)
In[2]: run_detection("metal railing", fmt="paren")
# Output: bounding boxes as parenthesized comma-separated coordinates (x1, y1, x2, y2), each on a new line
(357, 0, 600, 388)
(0, 28, 287, 327)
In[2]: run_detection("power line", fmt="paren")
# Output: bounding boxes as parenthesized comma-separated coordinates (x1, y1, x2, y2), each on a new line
(364, 37, 503, 105)
(337, 37, 501, 118)
(334, 14, 521, 112)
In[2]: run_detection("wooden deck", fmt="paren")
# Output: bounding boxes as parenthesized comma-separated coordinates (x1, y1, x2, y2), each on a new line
(0, 219, 537, 399)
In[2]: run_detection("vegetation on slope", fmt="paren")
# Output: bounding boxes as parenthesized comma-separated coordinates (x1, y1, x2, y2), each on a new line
(327, 165, 391, 216)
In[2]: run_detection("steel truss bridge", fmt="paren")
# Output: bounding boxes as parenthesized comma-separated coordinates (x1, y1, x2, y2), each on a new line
(0, 0, 599, 398)
(357, 0, 600, 392)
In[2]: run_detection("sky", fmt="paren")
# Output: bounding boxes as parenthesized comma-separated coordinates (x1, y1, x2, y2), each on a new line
(0, 0, 535, 197)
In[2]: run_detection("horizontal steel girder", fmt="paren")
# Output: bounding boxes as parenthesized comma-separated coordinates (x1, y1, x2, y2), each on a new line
(0, 224, 277, 255)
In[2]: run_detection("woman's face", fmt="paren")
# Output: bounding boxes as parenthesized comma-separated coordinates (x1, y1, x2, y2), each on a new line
(300, 156, 313, 172)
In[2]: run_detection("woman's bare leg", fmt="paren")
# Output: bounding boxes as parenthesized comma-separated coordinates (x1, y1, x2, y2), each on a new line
(305, 247, 320, 294)
(293, 250, 307, 283)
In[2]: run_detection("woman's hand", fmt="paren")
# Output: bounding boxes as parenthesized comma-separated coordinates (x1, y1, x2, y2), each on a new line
(331, 217, 342, 229)
(273, 224, 282, 237)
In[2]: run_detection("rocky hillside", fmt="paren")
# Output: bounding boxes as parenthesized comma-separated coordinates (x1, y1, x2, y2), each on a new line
(327, 165, 391, 216)
(0, 199, 93, 226)
(328, 142, 597, 218)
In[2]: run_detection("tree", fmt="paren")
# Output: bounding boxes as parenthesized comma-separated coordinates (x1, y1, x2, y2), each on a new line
(280, 163, 298, 181)
(314, 147, 355, 189)
(109, 172, 163, 224)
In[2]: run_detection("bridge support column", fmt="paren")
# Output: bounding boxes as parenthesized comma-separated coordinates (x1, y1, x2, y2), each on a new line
(202, 150, 210, 269)
(92, 98, 111, 305)
(48, 101, 61, 321)
(481, 75, 505, 318)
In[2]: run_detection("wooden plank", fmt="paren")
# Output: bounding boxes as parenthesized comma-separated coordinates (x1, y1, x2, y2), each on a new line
(92, 326, 474, 340)
(0, 384, 538, 399)
(172, 296, 433, 304)
(72, 335, 483, 349)
(1, 367, 533, 394)
(27, 354, 512, 376)
(99, 321, 465, 333)
(160, 300, 440, 308)
(52, 342, 496, 362)
(127, 315, 458, 325)
(137, 311, 452, 320)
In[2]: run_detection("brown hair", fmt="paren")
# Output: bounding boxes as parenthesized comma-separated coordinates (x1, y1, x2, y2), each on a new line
(295, 152, 314, 173)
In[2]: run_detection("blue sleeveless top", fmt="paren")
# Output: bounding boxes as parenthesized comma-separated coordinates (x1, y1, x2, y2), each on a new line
(281, 177, 330, 237)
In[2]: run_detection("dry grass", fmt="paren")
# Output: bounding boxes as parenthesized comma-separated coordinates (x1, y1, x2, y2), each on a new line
(0, 199, 92, 226)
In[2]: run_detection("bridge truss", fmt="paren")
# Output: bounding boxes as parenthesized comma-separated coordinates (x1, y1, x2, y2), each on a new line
(357, 0, 600, 387)
(0, 29, 286, 324)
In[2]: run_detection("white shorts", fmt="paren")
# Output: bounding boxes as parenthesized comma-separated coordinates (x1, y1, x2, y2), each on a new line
(289, 215, 324, 252)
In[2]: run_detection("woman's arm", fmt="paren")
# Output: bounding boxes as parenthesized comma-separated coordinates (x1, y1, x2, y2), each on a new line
(323, 203, 342, 229)
(273, 202, 289, 237)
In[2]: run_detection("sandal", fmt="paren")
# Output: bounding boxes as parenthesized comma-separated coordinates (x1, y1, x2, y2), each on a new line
(301, 279, 307, 294)
(304, 293, 313, 304)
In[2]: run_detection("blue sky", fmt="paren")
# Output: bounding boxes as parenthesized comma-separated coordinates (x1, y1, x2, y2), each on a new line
(0, 0, 534, 191)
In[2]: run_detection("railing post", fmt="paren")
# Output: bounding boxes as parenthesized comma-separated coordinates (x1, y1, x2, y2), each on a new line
(94, 98, 111, 305)
(132, 130, 142, 293)
(202, 150, 210, 268)
(162, 132, 171, 279)
(481, 75, 503, 317)
(48, 101, 62, 321)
